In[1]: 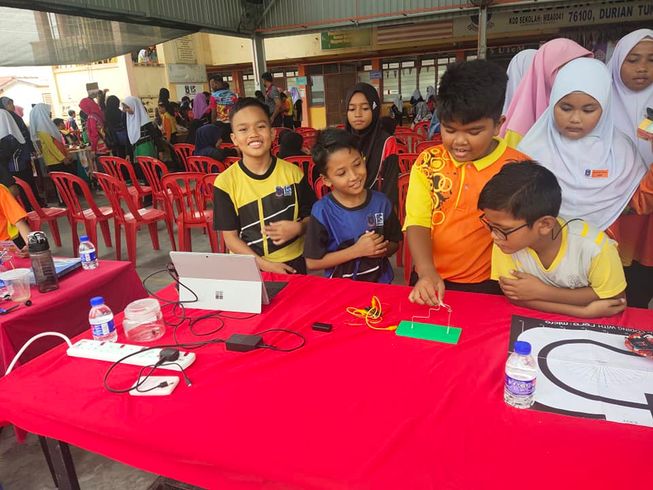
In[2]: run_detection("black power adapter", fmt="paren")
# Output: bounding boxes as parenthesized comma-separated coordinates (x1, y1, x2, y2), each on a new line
(225, 333, 263, 352)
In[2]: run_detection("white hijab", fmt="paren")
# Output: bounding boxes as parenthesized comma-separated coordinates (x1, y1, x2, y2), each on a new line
(518, 57, 647, 231)
(503, 49, 537, 114)
(607, 28, 653, 165)
(123, 96, 151, 145)
(29, 103, 62, 143)
(0, 109, 25, 144)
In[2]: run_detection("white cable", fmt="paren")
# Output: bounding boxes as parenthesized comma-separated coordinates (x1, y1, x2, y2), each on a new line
(5, 332, 73, 375)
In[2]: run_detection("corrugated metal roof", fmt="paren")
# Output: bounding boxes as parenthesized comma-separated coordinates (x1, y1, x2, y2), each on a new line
(0, 0, 573, 65)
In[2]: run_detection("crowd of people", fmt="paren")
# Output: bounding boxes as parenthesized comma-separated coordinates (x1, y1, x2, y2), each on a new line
(212, 28, 653, 318)
(0, 28, 651, 319)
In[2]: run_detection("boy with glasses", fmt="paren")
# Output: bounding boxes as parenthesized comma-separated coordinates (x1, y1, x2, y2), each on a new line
(478, 161, 627, 318)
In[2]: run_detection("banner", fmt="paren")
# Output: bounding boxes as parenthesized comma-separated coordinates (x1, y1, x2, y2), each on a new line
(454, 1, 653, 37)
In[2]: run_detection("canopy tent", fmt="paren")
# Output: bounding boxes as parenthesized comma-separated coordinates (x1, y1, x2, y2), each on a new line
(0, 0, 566, 66)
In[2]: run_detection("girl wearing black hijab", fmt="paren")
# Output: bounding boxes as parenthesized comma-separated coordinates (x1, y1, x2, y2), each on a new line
(0, 97, 40, 207)
(193, 122, 237, 162)
(344, 83, 399, 207)
(104, 95, 129, 159)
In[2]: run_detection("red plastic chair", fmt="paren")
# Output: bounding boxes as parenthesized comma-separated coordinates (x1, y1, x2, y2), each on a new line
(284, 155, 316, 188)
(415, 139, 440, 154)
(162, 172, 218, 253)
(397, 172, 411, 282)
(217, 142, 237, 152)
(13, 177, 67, 248)
(223, 157, 240, 168)
(98, 156, 151, 207)
(95, 172, 174, 265)
(200, 173, 225, 252)
(313, 176, 331, 200)
(295, 127, 318, 150)
(273, 127, 290, 144)
(395, 128, 423, 152)
(136, 156, 176, 250)
(187, 156, 226, 174)
(413, 121, 431, 139)
(173, 143, 195, 172)
(398, 153, 418, 175)
(50, 172, 114, 255)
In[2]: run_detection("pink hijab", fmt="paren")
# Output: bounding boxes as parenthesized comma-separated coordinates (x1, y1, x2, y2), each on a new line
(192, 92, 209, 120)
(79, 97, 104, 124)
(501, 38, 593, 140)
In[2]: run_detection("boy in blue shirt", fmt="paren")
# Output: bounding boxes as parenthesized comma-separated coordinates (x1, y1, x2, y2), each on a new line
(304, 129, 402, 283)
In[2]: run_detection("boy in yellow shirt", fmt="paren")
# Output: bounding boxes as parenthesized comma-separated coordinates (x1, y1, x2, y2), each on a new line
(404, 60, 530, 306)
(478, 161, 627, 318)
(0, 183, 32, 255)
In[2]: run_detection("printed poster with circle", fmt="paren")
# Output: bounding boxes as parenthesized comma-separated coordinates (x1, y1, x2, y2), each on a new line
(509, 315, 653, 427)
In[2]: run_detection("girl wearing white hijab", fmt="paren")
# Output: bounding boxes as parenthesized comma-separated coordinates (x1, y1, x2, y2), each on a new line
(29, 103, 70, 170)
(518, 57, 652, 232)
(122, 96, 157, 158)
(502, 49, 537, 114)
(606, 29, 653, 308)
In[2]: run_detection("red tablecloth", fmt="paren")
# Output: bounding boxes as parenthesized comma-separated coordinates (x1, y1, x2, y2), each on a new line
(0, 274, 651, 489)
(0, 258, 146, 376)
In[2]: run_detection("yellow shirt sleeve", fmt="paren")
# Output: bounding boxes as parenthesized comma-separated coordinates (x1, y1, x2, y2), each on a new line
(38, 132, 65, 166)
(587, 236, 627, 299)
(402, 162, 433, 231)
(503, 130, 523, 149)
(490, 244, 518, 281)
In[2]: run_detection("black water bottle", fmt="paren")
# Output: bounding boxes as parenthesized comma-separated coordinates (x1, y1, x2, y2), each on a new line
(28, 231, 59, 293)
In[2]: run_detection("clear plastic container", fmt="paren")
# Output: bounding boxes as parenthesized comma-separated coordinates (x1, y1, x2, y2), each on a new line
(504, 340, 537, 409)
(122, 298, 165, 342)
(0, 268, 32, 303)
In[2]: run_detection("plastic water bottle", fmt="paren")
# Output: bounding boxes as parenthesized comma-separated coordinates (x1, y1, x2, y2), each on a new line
(89, 296, 117, 342)
(504, 340, 537, 409)
(78, 235, 99, 270)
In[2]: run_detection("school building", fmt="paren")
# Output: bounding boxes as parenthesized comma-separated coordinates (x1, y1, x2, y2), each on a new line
(45, 0, 652, 128)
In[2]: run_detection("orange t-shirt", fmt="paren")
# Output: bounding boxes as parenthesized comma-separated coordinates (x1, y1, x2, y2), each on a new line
(403, 138, 530, 283)
(0, 184, 27, 241)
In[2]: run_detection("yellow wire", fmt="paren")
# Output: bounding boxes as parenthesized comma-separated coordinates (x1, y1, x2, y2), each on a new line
(345, 295, 397, 331)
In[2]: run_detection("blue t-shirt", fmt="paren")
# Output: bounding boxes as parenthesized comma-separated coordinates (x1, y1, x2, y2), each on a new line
(304, 190, 402, 283)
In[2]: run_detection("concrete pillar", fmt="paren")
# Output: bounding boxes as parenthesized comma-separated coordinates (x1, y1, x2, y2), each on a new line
(477, 6, 488, 60)
(251, 34, 267, 91)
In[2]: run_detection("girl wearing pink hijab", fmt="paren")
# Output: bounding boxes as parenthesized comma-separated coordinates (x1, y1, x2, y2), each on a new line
(501, 38, 593, 147)
(79, 97, 108, 156)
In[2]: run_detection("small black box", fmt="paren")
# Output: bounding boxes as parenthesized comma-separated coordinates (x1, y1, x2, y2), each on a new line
(312, 322, 333, 333)
(226, 333, 263, 352)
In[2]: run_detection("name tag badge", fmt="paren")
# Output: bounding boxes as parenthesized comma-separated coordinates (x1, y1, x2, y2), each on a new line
(585, 169, 609, 178)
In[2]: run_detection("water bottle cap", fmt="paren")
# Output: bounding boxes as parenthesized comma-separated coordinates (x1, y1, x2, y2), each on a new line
(27, 231, 50, 253)
(514, 341, 532, 356)
(80, 235, 89, 242)
(90, 296, 105, 307)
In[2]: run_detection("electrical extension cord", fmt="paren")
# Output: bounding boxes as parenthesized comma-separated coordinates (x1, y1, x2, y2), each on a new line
(67, 339, 196, 370)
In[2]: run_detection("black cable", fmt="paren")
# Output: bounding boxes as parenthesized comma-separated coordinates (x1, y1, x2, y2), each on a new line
(258, 328, 306, 352)
(551, 218, 583, 241)
(103, 267, 307, 393)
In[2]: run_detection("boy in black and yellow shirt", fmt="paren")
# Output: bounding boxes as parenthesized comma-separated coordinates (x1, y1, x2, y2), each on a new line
(213, 98, 316, 274)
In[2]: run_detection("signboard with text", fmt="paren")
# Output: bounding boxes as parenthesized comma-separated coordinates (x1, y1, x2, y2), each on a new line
(453, 1, 653, 37)
(321, 29, 372, 50)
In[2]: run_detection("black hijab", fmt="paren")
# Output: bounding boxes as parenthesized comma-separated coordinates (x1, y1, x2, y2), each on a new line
(344, 82, 391, 190)
(104, 95, 123, 129)
(158, 88, 170, 104)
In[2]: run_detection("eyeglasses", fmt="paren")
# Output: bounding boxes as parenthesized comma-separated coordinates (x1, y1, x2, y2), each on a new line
(479, 214, 529, 240)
